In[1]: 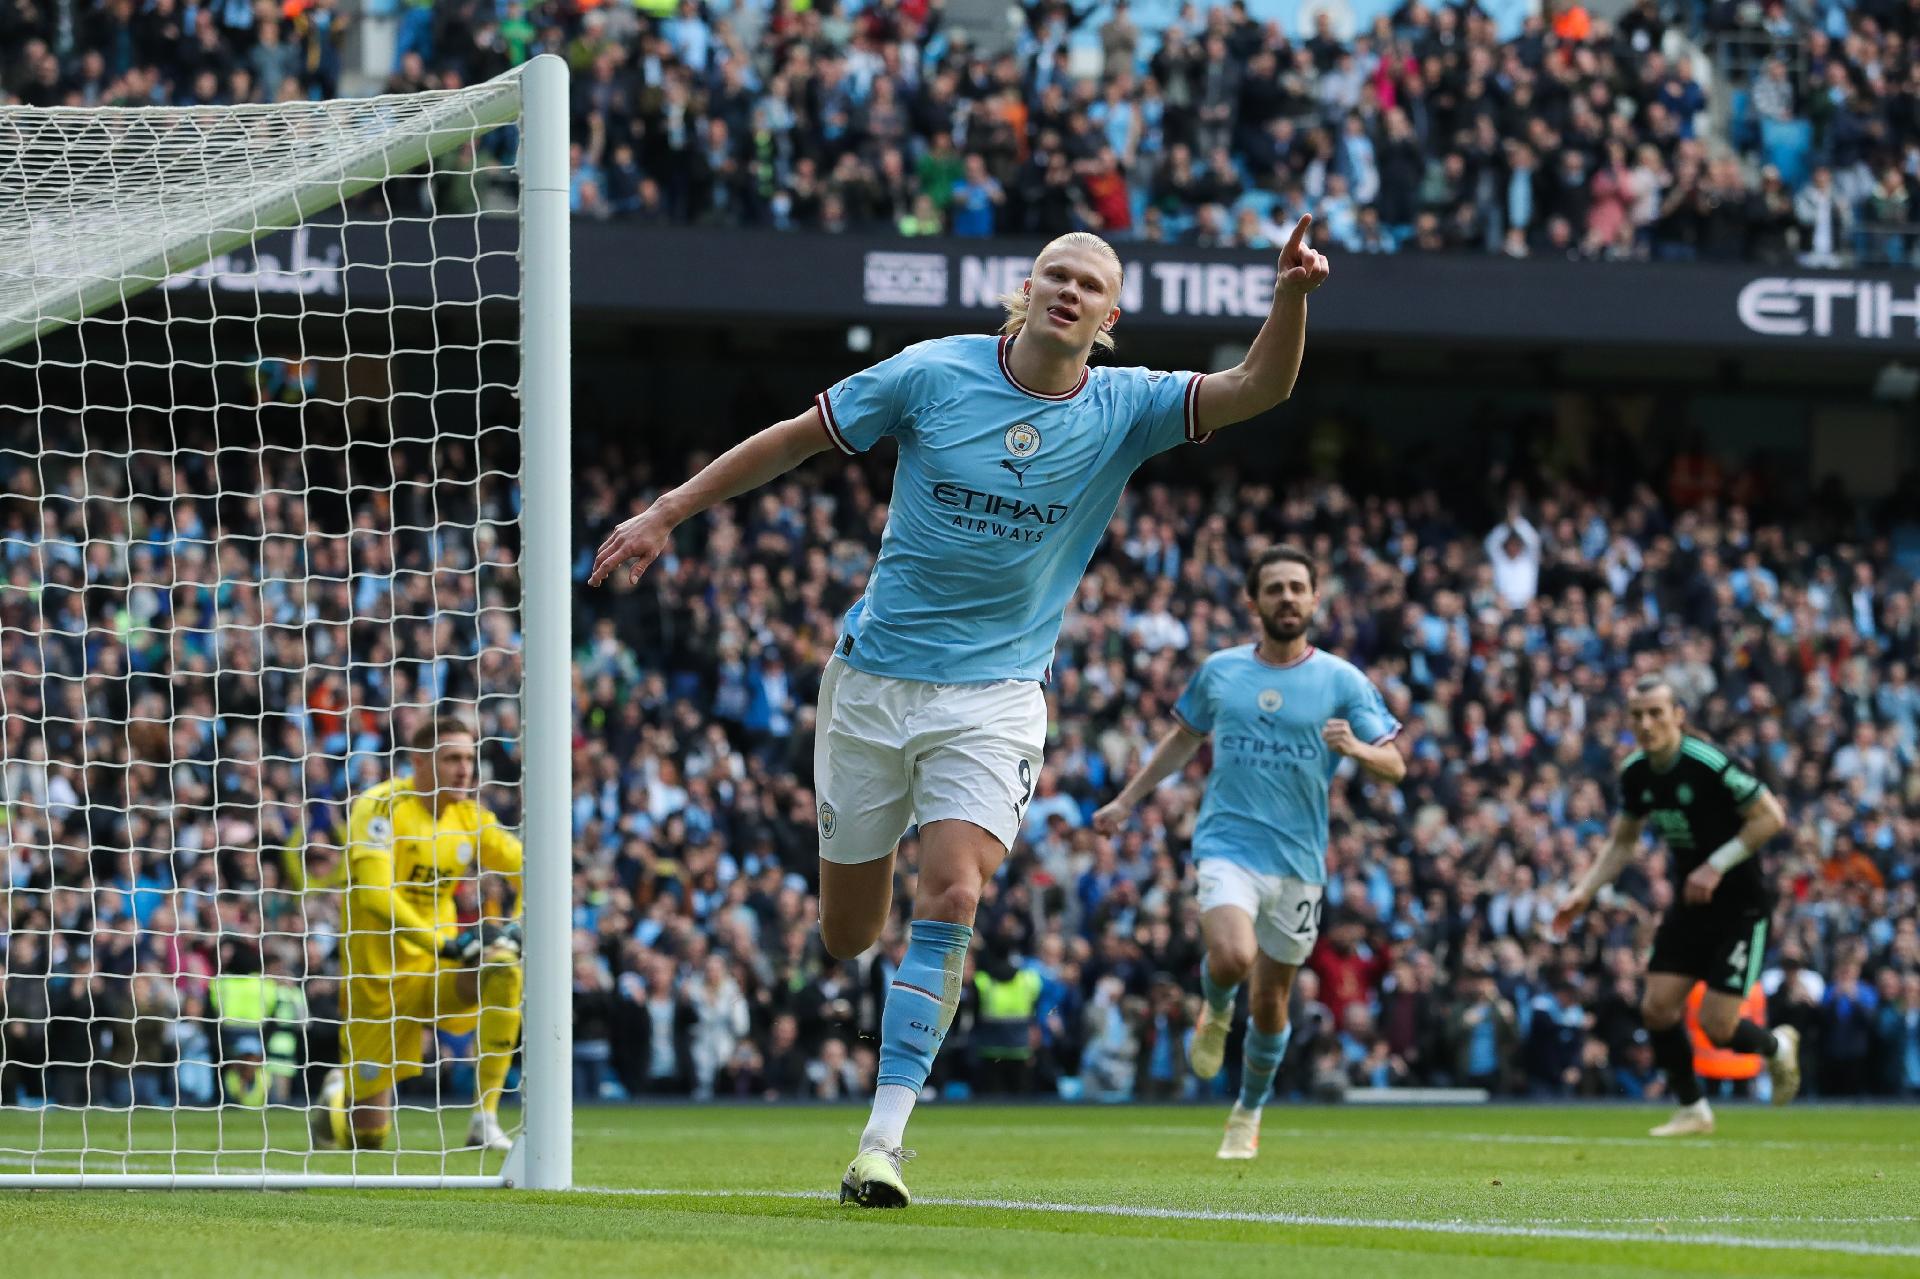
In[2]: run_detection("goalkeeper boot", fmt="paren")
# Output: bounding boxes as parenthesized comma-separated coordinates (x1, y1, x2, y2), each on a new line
(1216, 1102, 1260, 1160)
(310, 1067, 346, 1151)
(1768, 1025, 1802, 1105)
(839, 1145, 914, 1208)
(1649, 1099, 1714, 1137)
(468, 1109, 513, 1154)
(1188, 1000, 1230, 1081)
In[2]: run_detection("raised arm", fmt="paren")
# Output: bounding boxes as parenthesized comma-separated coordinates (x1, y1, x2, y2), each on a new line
(1192, 214, 1331, 436)
(1091, 722, 1207, 833)
(589, 409, 834, 586)
(1551, 813, 1647, 936)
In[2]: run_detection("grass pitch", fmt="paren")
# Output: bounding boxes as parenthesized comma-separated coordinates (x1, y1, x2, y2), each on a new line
(3, 1102, 1916, 1277)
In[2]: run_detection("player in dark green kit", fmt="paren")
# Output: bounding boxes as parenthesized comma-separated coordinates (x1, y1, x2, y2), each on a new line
(1553, 675, 1802, 1135)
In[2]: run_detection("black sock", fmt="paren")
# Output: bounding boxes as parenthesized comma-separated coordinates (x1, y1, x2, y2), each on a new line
(1727, 1019, 1779, 1058)
(1650, 1023, 1703, 1105)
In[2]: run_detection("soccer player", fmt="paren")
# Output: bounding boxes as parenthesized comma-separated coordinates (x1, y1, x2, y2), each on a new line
(1552, 674, 1801, 1134)
(1093, 546, 1404, 1158)
(310, 716, 526, 1154)
(590, 220, 1332, 1206)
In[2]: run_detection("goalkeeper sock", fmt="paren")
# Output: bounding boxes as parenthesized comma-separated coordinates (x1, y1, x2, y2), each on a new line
(1726, 1019, 1779, 1058)
(1200, 956, 1240, 1017)
(351, 1120, 390, 1150)
(866, 919, 970, 1149)
(1650, 1022, 1704, 1106)
(1238, 1025, 1291, 1112)
(477, 961, 526, 1116)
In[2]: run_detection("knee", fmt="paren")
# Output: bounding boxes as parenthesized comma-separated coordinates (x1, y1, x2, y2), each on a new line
(1641, 999, 1682, 1031)
(1209, 944, 1257, 987)
(916, 880, 981, 928)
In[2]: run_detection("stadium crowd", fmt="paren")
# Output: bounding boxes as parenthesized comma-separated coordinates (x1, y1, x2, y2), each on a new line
(6, 0, 1920, 263)
(4, 395, 1920, 1112)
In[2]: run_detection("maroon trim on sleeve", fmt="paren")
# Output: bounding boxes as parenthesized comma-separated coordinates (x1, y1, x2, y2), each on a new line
(814, 390, 856, 456)
(1184, 372, 1210, 443)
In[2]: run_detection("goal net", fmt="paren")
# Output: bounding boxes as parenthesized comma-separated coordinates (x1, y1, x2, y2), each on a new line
(0, 58, 572, 1189)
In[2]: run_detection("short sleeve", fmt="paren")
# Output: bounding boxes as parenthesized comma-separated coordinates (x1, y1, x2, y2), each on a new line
(1172, 663, 1213, 734)
(1344, 668, 1401, 745)
(1719, 759, 1763, 808)
(1618, 761, 1650, 818)
(1125, 367, 1208, 462)
(816, 345, 918, 455)
(345, 790, 396, 882)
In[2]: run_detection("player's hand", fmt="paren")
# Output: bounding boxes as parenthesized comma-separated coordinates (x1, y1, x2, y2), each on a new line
(1277, 215, 1331, 299)
(438, 928, 482, 966)
(1091, 801, 1129, 836)
(1683, 863, 1722, 906)
(589, 504, 675, 587)
(1320, 718, 1358, 757)
(480, 919, 524, 962)
(1549, 892, 1591, 938)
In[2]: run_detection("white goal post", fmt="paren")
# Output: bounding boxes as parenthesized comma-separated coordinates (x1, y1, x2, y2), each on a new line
(0, 56, 571, 1189)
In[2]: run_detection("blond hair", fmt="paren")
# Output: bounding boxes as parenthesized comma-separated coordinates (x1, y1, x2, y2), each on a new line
(998, 232, 1123, 353)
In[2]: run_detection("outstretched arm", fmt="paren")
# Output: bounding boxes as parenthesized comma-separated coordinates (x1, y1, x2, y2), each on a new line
(1551, 814, 1646, 935)
(1192, 214, 1331, 436)
(1091, 722, 1207, 833)
(589, 410, 833, 586)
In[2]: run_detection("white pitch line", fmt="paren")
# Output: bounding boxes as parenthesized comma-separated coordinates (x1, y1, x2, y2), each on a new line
(585, 1187, 1920, 1259)
(1102, 1124, 1919, 1153)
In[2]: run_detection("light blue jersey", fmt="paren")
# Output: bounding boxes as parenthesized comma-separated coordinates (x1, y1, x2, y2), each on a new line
(817, 333, 1205, 684)
(1173, 644, 1400, 883)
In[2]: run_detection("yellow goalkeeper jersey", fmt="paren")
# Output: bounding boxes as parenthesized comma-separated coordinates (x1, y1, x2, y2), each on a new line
(342, 775, 524, 978)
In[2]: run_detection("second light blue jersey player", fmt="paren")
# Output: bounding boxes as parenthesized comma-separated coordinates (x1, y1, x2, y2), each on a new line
(817, 332, 1206, 684)
(1172, 643, 1401, 884)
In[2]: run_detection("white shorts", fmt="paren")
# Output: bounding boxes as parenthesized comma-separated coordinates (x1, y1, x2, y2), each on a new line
(1195, 858, 1325, 966)
(814, 656, 1047, 864)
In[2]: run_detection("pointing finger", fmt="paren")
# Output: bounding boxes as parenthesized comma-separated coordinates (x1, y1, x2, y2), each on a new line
(1284, 213, 1313, 255)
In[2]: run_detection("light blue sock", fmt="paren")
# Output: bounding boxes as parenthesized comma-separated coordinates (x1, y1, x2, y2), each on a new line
(875, 919, 972, 1091)
(1200, 957, 1239, 1016)
(1238, 1025, 1292, 1111)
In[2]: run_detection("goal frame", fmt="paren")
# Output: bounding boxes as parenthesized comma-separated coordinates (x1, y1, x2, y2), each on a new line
(0, 54, 573, 1191)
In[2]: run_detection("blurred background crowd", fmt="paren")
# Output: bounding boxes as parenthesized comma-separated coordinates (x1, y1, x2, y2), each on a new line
(4, 402, 1919, 1111)
(7, 0, 1920, 262)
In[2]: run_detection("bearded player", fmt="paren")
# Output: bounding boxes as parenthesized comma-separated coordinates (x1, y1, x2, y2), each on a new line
(1095, 546, 1404, 1158)
(311, 716, 525, 1155)
(1553, 674, 1800, 1135)
(591, 218, 1331, 1206)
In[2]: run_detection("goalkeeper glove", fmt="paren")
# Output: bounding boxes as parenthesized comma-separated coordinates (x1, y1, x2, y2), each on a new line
(441, 920, 523, 966)
(438, 928, 483, 966)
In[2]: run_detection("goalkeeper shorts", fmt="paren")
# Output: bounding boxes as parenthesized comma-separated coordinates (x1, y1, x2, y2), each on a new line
(340, 968, 480, 1100)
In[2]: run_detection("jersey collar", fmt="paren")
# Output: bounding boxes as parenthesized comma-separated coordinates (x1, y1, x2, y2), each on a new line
(1253, 644, 1316, 670)
(998, 333, 1089, 401)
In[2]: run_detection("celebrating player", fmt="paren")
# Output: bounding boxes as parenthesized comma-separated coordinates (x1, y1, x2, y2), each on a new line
(590, 219, 1331, 1205)
(311, 716, 526, 1155)
(1094, 546, 1404, 1158)
(1552, 675, 1801, 1134)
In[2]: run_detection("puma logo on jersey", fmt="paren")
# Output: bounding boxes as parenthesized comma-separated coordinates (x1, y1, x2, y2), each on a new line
(999, 458, 1035, 486)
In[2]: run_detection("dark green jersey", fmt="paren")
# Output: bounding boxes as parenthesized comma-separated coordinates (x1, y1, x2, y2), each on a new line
(1618, 735, 1769, 914)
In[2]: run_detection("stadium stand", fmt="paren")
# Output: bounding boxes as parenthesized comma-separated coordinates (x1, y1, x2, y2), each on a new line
(5, 0, 1920, 263)
(4, 413, 1919, 1106)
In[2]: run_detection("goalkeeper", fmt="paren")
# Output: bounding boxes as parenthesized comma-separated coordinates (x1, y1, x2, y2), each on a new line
(311, 716, 525, 1154)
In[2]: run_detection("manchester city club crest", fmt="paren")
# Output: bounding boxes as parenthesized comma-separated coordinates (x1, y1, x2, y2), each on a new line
(1004, 422, 1042, 458)
(819, 801, 837, 840)
(1258, 688, 1284, 713)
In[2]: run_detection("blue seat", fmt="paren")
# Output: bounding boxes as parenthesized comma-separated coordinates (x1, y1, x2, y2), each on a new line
(1761, 117, 1813, 186)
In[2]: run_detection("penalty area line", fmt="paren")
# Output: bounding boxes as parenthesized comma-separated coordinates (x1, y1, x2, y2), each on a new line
(586, 1187, 1920, 1259)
